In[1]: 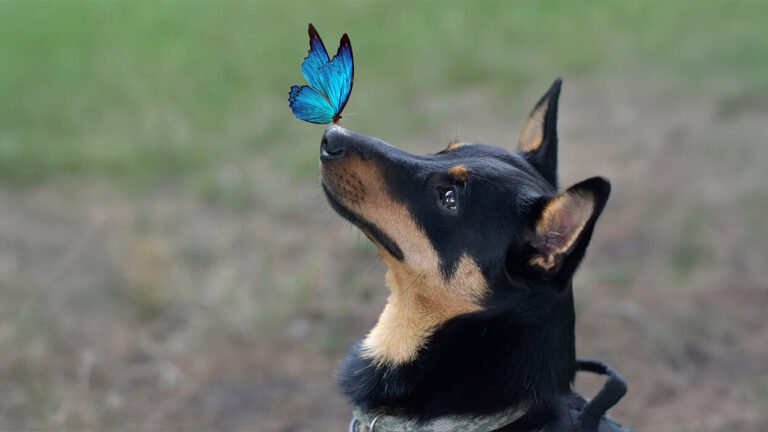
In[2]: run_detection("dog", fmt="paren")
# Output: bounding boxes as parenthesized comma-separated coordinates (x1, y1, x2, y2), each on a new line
(320, 79, 629, 431)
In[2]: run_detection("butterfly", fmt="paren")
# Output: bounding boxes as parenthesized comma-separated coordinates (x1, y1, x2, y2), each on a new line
(289, 23, 354, 124)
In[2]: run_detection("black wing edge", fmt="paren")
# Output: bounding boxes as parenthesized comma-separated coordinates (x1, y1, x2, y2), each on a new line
(307, 23, 328, 58)
(332, 33, 354, 124)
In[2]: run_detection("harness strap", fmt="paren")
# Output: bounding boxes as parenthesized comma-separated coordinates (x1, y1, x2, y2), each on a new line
(575, 359, 628, 431)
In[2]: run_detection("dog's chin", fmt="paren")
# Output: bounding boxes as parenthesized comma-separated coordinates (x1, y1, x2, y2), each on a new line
(321, 181, 404, 261)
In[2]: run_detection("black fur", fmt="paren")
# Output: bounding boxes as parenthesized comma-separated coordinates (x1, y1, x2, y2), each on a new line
(337, 290, 577, 421)
(521, 77, 561, 189)
(321, 79, 611, 426)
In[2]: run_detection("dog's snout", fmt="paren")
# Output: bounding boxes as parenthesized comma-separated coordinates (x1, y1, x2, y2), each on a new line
(321, 126, 403, 164)
(321, 126, 347, 160)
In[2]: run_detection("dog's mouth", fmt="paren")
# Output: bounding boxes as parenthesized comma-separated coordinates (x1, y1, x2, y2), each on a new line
(321, 181, 404, 261)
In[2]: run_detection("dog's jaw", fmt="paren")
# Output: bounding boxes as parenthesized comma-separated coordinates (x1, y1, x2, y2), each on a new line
(321, 154, 489, 366)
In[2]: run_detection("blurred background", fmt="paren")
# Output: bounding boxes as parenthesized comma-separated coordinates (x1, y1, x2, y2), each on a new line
(1, 1, 766, 431)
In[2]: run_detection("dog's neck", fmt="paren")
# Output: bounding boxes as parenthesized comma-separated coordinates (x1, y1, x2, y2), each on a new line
(359, 256, 487, 366)
(337, 276, 577, 422)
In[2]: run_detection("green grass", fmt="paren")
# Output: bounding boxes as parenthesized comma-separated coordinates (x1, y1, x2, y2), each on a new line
(0, 1, 766, 185)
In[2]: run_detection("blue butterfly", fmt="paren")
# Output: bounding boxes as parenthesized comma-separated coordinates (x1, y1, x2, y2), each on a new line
(289, 24, 354, 124)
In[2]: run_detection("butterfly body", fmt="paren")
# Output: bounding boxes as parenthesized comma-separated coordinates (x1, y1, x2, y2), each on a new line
(289, 24, 354, 124)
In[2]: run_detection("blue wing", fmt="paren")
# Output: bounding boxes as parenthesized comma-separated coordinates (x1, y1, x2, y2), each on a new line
(289, 85, 335, 124)
(301, 24, 330, 92)
(289, 24, 354, 124)
(316, 33, 353, 123)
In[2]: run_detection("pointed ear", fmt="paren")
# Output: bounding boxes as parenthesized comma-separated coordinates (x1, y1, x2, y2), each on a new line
(528, 177, 610, 276)
(517, 78, 562, 189)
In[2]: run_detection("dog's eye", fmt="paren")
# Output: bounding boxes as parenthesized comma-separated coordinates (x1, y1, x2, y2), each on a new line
(438, 186, 458, 210)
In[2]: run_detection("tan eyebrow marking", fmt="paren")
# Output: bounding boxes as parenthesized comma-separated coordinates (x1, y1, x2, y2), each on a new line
(448, 165, 469, 182)
(446, 142, 467, 151)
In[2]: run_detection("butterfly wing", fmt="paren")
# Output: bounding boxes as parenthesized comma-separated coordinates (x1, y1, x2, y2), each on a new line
(289, 24, 354, 124)
(289, 85, 335, 124)
(315, 33, 354, 123)
(301, 24, 330, 92)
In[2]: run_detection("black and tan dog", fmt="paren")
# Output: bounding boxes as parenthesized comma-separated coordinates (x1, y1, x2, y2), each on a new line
(320, 79, 628, 431)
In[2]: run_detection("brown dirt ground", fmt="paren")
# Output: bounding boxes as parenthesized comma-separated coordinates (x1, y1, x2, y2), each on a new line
(1, 78, 767, 431)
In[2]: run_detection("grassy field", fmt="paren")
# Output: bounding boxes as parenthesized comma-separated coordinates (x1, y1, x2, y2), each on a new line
(2, 2, 766, 185)
(1, 2, 767, 431)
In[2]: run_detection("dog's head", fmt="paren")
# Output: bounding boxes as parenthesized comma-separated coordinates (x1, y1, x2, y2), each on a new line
(321, 79, 610, 366)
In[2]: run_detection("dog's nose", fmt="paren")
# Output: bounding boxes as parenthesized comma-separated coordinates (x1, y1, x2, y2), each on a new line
(321, 125, 347, 160)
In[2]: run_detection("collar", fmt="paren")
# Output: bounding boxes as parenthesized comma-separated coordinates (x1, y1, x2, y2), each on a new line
(349, 405, 527, 432)
(348, 360, 629, 432)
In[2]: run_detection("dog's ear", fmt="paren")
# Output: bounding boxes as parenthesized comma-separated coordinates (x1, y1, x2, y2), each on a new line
(517, 78, 562, 189)
(527, 177, 610, 277)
